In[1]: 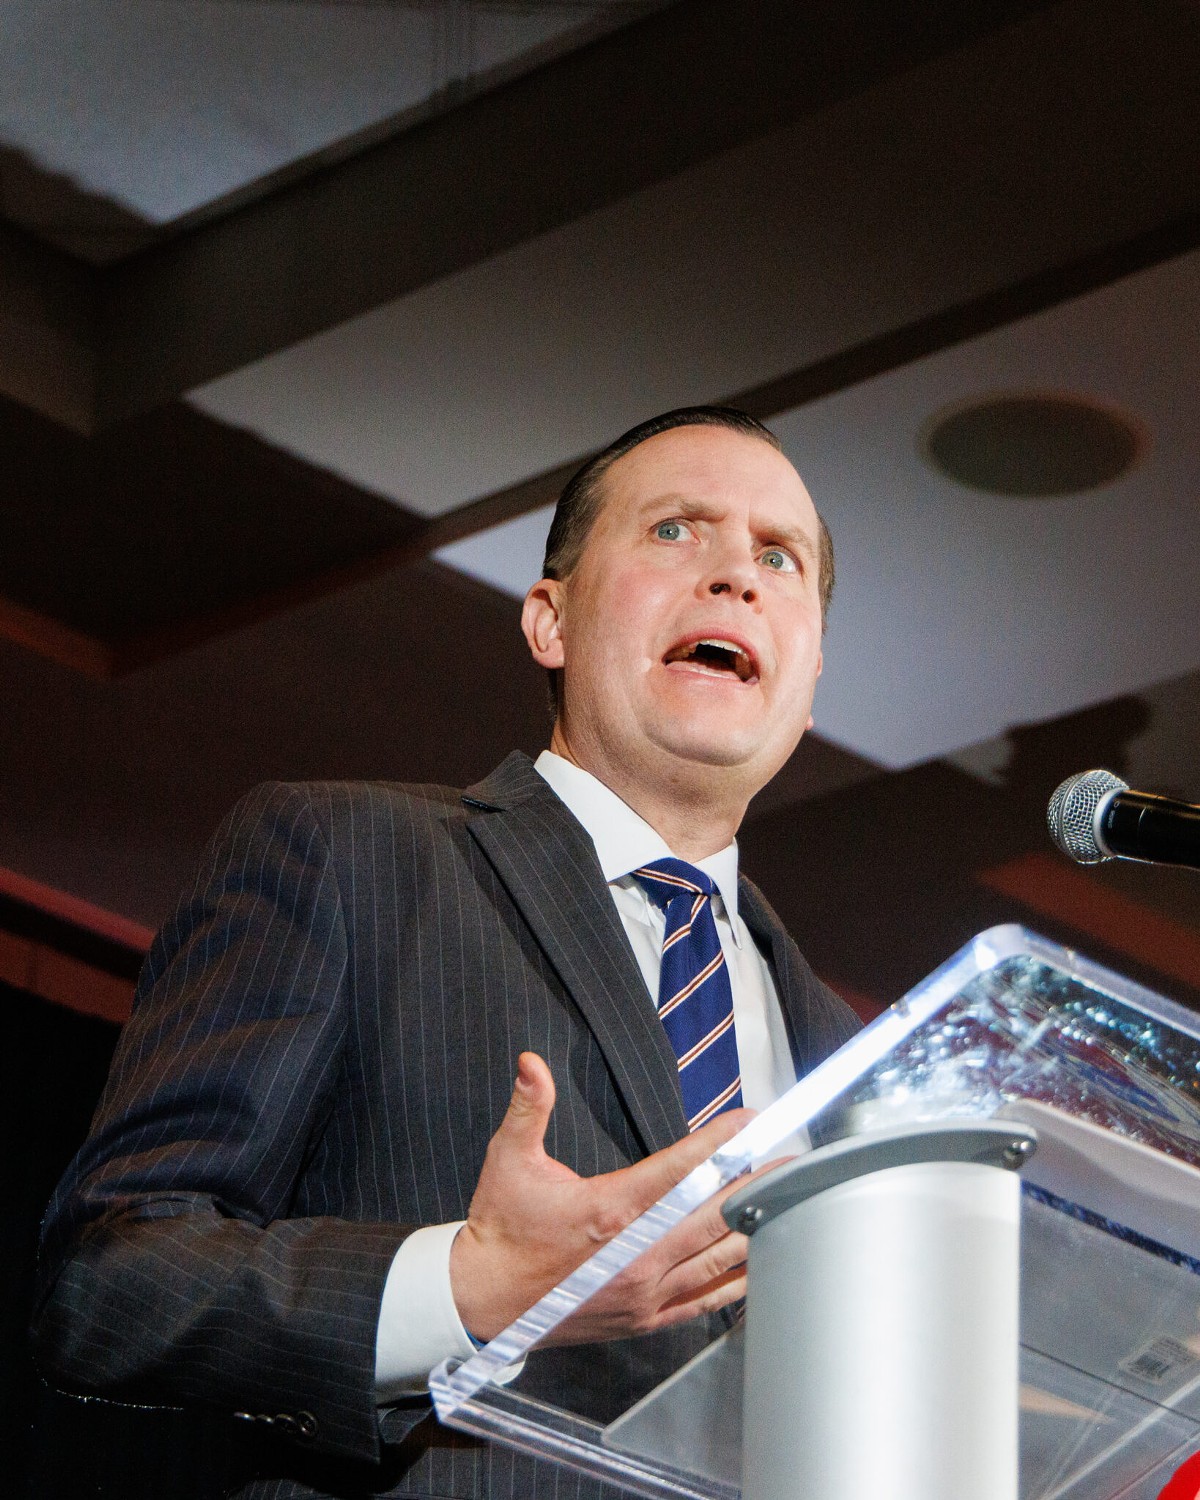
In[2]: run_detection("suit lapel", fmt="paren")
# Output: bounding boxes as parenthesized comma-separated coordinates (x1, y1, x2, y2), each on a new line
(738, 874, 811, 1078)
(464, 753, 688, 1154)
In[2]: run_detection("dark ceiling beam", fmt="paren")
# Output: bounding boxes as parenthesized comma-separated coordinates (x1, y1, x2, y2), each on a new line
(0, 219, 96, 433)
(0, 393, 424, 676)
(734, 215, 1200, 432)
(92, 0, 1057, 425)
(0, 595, 115, 679)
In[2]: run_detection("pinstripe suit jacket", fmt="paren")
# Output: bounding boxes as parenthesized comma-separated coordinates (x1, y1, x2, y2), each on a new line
(33, 752, 859, 1499)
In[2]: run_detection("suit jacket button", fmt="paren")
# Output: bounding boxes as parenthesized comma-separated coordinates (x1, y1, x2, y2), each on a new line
(295, 1411, 319, 1441)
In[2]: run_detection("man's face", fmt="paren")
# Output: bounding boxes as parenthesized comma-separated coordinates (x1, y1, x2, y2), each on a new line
(523, 424, 825, 802)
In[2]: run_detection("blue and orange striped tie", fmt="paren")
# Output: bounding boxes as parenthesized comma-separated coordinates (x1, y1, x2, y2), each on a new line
(633, 858, 743, 1131)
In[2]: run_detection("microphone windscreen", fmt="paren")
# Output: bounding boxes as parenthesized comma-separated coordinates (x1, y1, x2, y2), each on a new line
(1047, 769, 1129, 864)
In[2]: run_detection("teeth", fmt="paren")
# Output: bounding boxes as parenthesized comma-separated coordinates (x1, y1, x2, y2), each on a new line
(664, 638, 756, 680)
(697, 639, 747, 659)
(688, 639, 755, 681)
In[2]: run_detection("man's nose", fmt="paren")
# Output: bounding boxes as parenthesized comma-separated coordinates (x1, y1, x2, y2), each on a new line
(706, 563, 759, 605)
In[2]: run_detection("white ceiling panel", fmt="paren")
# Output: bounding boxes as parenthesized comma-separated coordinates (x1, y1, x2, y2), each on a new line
(797, 251, 1200, 768)
(0, 0, 620, 226)
(436, 501, 556, 592)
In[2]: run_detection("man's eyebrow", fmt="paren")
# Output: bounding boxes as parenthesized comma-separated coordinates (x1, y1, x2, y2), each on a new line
(636, 494, 818, 558)
(763, 522, 818, 561)
(635, 492, 704, 518)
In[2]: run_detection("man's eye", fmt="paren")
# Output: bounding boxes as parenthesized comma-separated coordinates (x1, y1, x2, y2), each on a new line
(760, 548, 797, 572)
(655, 521, 685, 542)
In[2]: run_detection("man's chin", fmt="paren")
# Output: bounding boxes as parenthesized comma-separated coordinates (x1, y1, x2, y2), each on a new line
(651, 728, 784, 779)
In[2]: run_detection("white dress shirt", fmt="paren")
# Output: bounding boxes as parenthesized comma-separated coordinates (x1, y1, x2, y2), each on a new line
(374, 753, 798, 1399)
(532, 752, 796, 1109)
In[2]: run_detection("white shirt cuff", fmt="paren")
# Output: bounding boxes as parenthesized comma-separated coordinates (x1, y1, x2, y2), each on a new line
(374, 1221, 476, 1401)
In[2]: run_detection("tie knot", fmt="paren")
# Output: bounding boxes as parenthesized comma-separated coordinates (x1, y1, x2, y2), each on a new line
(632, 857, 715, 912)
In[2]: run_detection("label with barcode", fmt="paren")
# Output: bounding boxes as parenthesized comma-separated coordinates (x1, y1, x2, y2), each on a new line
(1120, 1336, 1199, 1385)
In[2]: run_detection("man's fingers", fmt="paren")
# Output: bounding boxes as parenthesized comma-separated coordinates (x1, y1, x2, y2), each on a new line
(492, 1052, 556, 1159)
(630, 1140, 770, 1271)
(642, 1151, 798, 1316)
(653, 1226, 749, 1307)
(613, 1106, 756, 1211)
(689, 1106, 757, 1155)
(657, 1266, 748, 1326)
(646, 1190, 750, 1295)
(651, 1149, 793, 1261)
(653, 1185, 744, 1259)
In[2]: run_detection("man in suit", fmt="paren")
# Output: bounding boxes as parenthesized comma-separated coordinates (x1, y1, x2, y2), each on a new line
(33, 407, 860, 1499)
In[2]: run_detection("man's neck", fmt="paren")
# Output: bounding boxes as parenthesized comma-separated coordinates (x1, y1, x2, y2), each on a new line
(545, 731, 747, 863)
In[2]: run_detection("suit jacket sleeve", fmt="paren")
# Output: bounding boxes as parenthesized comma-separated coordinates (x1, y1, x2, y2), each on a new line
(32, 782, 408, 1464)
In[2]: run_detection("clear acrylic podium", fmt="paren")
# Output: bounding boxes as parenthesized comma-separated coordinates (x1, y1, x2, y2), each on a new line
(428, 925, 1200, 1499)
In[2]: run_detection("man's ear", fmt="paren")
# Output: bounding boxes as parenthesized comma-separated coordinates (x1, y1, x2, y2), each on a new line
(522, 579, 566, 669)
(805, 650, 823, 733)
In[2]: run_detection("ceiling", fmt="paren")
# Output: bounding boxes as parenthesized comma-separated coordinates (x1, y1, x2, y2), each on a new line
(435, 252, 1200, 768)
(1, 1, 659, 256)
(2, 0, 1198, 1012)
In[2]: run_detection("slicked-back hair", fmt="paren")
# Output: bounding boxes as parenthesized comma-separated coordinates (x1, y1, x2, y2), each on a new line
(541, 406, 835, 624)
(537, 405, 835, 716)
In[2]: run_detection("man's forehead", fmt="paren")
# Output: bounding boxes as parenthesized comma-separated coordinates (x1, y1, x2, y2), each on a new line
(599, 424, 816, 527)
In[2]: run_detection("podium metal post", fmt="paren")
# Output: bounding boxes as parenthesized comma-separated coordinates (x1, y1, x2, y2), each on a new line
(726, 1121, 1035, 1500)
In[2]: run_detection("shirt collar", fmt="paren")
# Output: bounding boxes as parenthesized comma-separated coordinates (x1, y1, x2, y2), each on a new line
(534, 750, 741, 932)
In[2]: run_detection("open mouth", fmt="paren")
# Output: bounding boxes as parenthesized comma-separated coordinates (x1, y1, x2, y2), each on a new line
(663, 638, 757, 683)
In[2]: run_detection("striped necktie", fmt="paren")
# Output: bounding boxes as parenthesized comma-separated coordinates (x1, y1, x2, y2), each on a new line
(632, 858, 743, 1131)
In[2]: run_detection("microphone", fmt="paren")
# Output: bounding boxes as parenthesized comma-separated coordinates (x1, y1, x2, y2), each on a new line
(1047, 770, 1200, 870)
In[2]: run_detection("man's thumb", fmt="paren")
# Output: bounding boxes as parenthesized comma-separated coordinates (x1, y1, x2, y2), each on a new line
(497, 1051, 555, 1154)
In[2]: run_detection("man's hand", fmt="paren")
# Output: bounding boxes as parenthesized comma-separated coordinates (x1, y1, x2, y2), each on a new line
(449, 1051, 756, 1345)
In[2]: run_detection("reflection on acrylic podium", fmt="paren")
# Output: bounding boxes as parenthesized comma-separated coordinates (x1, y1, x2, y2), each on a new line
(428, 926, 1200, 1500)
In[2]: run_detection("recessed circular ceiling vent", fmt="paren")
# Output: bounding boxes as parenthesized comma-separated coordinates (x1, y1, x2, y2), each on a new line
(922, 392, 1144, 497)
